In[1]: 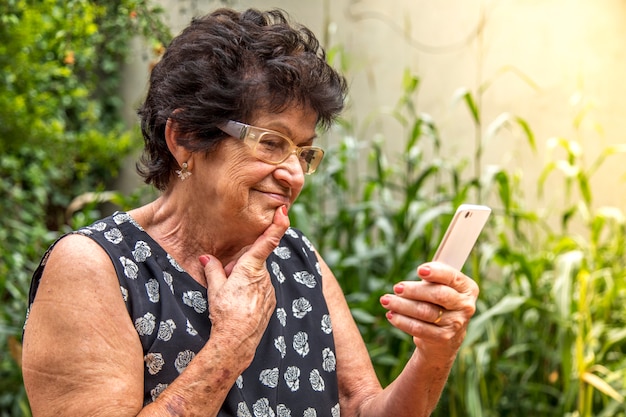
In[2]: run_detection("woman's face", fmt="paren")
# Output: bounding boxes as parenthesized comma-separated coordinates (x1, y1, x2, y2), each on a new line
(190, 106, 317, 240)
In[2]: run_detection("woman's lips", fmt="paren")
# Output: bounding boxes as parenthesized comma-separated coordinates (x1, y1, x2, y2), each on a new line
(256, 189, 291, 207)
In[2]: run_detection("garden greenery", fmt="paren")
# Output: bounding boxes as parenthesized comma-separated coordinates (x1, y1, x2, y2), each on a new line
(2, 2, 626, 416)
(291, 64, 626, 416)
(0, 0, 170, 414)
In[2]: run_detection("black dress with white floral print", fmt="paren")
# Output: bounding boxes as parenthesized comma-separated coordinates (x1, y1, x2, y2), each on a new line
(27, 212, 340, 417)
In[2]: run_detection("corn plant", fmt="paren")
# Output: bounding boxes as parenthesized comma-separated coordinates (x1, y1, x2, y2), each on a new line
(291, 69, 502, 383)
(291, 70, 626, 416)
(439, 85, 626, 416)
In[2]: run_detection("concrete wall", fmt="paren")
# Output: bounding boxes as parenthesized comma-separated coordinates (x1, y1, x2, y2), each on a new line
(121, 0, 626, 217)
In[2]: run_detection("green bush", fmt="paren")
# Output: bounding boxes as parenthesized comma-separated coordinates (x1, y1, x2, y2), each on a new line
(0, 1, 170, 414)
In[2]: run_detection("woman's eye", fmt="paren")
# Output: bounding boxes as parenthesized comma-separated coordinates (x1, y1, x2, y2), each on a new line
(299, 149, 316, 163)
(259, 135, 289, 153)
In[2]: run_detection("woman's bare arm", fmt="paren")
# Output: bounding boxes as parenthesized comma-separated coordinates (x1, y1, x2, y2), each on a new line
(318, 255, 383, 415)
(22, 234, 148, 415)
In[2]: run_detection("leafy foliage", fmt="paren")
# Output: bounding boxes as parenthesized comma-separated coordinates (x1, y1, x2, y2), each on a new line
(291, 68, 626, 416)
(0, 1, 171, 414)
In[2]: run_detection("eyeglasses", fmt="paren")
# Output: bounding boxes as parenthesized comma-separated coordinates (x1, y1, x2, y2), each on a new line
(218, 120, 325, 175)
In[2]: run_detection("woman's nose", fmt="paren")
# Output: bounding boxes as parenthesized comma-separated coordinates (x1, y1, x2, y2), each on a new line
(274, 153, 305, 188)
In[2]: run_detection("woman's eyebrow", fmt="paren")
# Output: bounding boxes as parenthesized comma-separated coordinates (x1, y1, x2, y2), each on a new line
(264, 123, 318, 143)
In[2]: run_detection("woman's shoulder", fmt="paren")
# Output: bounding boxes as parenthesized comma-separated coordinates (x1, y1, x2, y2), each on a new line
(25, 225, 120, 323)
(40, 213, 121, 272)
(51, 231, 110, 258)
(26, 212, 136, 309)
(72, 211, 144, 240)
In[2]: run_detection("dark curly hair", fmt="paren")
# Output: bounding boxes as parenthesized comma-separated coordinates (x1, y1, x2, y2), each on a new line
(137, 8, 348, 191)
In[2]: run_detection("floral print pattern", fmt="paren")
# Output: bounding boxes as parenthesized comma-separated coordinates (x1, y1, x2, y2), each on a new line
(27, 211, 340, 416)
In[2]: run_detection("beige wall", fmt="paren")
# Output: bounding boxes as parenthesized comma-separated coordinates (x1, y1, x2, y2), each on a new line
(121, 0, 626, 217)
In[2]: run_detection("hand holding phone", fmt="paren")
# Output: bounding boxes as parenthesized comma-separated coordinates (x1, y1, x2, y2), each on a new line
(432, 204, 491, 270)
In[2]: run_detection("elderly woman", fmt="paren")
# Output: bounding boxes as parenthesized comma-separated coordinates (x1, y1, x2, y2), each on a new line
(22, 8, 478, 417)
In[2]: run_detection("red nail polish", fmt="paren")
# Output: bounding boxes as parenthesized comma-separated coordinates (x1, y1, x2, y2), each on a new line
(386, 311, 393, 320)
(394, 283, 404, 294)
(281, 205, 288, 215)
(418, 266, 431, 277)
(199, 255, 210, 267)
(380, 295, 390, 306)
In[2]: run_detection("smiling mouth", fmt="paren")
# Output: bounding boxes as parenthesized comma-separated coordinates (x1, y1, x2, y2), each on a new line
(255, 189, 291, 206)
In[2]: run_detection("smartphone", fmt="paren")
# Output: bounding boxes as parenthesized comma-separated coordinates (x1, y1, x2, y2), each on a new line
(432, 204, 492, 270)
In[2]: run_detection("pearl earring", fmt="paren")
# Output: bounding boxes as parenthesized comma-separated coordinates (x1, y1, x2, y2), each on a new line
(176, 162, 192, 181)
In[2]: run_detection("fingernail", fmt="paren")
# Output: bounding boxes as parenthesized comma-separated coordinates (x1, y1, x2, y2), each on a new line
(380, 295, 390, 306)
(281, 205, 288, 216)
(394, 283, 404, 294)
(418, 265, 431, 277)
(386, 311, 393, 320)
(199, 255, 210, 267)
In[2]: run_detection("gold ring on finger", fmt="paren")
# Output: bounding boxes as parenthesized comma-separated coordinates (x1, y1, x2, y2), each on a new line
(434, 309, 444, 324)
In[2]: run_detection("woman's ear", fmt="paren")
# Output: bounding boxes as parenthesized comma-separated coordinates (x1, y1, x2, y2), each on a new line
(165, 117, 192, 169)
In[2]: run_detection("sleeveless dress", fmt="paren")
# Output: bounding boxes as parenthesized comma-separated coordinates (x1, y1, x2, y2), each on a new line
(26, 211, 340, 417)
